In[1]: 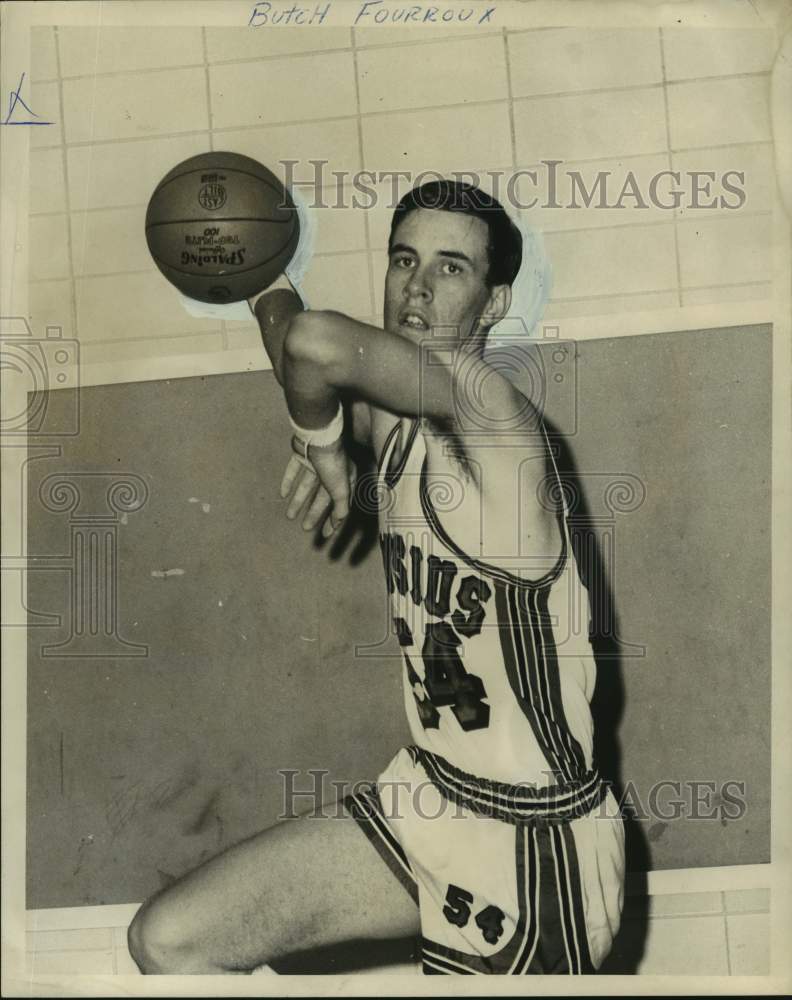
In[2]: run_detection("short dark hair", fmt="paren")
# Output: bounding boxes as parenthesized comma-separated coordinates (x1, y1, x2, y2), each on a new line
(388, 180, 523, 288)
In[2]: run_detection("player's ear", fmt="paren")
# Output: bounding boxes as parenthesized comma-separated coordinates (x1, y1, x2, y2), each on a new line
(478, 283, 511, 330)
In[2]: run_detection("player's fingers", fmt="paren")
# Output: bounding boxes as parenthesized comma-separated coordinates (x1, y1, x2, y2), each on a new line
(328, 492, 349, 527)
(340, 464, 357, 517)
(280, 454, 311, 499)
(302, 486, 332, 531)
(286, 468, 319, 520)
(325, 461, 358, 526)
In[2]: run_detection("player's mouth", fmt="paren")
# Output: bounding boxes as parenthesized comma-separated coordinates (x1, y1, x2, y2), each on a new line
(398, 309, 430, 331)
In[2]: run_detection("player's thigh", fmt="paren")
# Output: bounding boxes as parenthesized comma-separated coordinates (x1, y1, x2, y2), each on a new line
(135, 802, 419, 970)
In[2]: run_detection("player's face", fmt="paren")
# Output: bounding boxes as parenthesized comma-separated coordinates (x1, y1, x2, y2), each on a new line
(384, 208, 499, 346)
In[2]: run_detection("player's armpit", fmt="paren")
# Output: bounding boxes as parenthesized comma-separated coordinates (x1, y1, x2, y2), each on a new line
(459, 379, 564, 577)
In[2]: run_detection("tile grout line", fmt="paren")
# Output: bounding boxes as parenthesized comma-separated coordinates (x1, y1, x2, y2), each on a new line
(25, 285, 772, 352)
(27, 249, 374, 285)
(680, 279, 772, 292)
(723, 894, 733, 975)
(58, 279, 770, 348)
(502, 28, 518, 176)
(28, 932, 116, 952)
(623, 909, 753, 922)
(545, 279, 769, 304)
(510, 70, 771, 105)
(27, 164, 516, 218)
(34, 117, 362, 152)
(31, 27, 594, 88)
(35, 30, 508, 83)
(79, 330, 224, 349)
(46, 76, 770, 152)
(544, 210, 772, 238)
(350, 26, 377, 320)
(346, 30, 504, 51)
(202, 28, 214, 149)
(675, 210, 774, 226)
(27, 249, 774, 288)
(40, 56, 771, 91)
(658, 27, 683, 308)
(30, 128, 774, 161)
(52, 26, 79, 344)
(523, 139, 775, 166)
(202, 27, 229, 351)
(357, 94, 508, 122)
(546, 286, 679, 305)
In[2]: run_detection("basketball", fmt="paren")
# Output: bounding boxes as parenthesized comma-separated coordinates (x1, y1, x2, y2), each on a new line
(144, 151, 300, 304)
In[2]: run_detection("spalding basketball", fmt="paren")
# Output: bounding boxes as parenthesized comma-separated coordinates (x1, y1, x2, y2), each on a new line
(144, 151, 299, 304)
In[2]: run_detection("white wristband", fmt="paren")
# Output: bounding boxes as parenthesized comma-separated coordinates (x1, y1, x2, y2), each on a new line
(288, 403, 344, 457)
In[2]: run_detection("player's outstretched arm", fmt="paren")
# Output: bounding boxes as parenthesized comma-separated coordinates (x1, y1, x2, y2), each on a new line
(282, 309, 562, 567)
(248, 279, 366, 534)
(281, 310, 508, 473)
(282, 310, 458, 427)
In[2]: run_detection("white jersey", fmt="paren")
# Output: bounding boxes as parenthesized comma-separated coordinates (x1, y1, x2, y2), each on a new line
(376, 417, 598, 796)
(345, 417, 624, 974)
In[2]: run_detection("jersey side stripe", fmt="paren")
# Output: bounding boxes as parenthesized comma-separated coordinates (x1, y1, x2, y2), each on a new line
(533, 585, 587, 772)
(501, 582, 566, 778)
(550, 824, 579, 972)
(510, 825, 541, 973)
(344, 791, 418, 904)
(559, 823, 595, 972)
(422, 953, 477, 974)
(522, 585, 569, 772)
(353, 791, 414, 879)
(498, 580, 570, 781)
(517, 585, 575, 781)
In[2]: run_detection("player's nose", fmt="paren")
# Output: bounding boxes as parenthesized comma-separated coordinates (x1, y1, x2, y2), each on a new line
(404, 266, 432, 301)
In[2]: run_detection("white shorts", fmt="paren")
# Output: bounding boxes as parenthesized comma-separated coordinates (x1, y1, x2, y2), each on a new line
(344, 745, 625, 975)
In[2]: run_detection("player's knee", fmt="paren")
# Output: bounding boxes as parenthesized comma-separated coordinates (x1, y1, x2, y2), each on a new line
(127, 894, 195, 974)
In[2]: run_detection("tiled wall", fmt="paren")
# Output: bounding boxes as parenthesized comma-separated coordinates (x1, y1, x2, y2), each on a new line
(28, 25, 778, 373)
(21, 884, 770, 976)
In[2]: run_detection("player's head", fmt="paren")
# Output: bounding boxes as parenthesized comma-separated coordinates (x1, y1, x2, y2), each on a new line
(390, 181, 522, 289)
(384, 180, 522, 346)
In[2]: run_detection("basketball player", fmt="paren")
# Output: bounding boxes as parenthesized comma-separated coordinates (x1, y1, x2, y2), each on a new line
(128, 181, 625, 975)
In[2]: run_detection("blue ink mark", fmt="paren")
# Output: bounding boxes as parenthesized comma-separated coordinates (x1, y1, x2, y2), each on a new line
(1, 72, 54, 126)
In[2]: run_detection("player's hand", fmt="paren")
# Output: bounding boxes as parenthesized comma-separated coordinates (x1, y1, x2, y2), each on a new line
(305, 438, 357, 534)
(280, 453, 334, 537)
(280, 441, 356, 537)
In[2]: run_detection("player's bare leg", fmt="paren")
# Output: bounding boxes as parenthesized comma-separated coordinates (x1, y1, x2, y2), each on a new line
(127, 803, 419, 974)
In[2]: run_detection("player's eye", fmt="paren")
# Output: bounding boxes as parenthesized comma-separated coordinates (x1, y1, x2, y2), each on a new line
(442, 261, 463, 275)
(391, 254, 415, 269)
